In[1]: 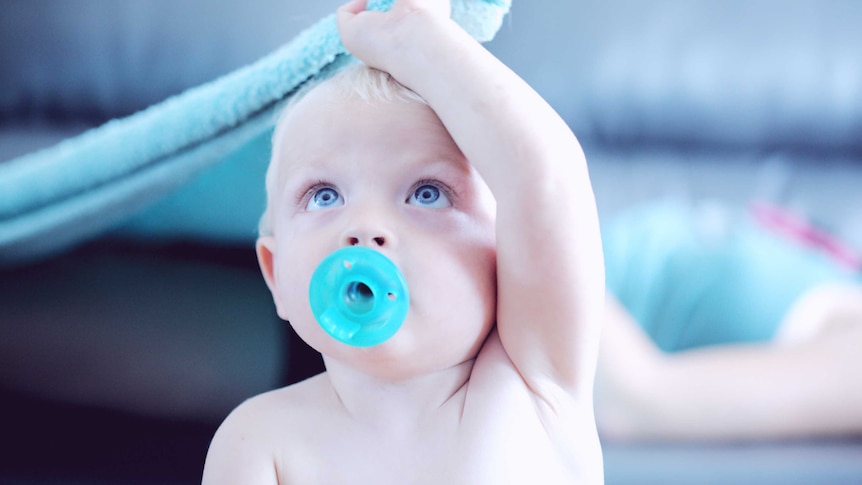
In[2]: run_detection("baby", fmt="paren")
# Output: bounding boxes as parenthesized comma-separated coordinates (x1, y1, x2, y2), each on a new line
(203, 0, 605, 483)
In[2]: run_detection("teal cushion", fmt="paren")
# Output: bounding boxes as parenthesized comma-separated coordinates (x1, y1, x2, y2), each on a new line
(603, 199, 860, 351)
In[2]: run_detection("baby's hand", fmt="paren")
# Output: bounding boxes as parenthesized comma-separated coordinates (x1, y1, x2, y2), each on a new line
(336, 0, 452, 73)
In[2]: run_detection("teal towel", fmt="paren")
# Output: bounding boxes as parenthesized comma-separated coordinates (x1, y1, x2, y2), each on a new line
(0, 0, 511, 265)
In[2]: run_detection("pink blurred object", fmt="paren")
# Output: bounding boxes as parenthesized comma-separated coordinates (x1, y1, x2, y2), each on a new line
(750, 201, 862, 272)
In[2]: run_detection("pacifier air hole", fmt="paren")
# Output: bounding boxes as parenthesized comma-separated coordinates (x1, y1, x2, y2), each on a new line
(345, 281, 375, 314)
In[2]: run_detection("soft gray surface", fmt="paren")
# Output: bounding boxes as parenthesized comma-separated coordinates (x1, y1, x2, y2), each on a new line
(0, 0, 336, 122)
(604, 439, 862, 484)
(5, 0, 862, 153)
(587, 144, 862, 250)
(490, 0, 862, 153)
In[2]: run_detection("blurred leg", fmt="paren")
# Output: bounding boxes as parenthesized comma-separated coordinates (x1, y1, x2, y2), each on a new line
(775, 282, 862, 344)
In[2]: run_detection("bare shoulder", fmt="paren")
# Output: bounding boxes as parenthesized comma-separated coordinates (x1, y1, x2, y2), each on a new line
(220, 373, 329, 434)
(202, 374, 333, 484)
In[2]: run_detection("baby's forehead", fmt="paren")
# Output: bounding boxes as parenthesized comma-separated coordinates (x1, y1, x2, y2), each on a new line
(270, 84, 349, 164)
(273, 92, 459, 164)
(273, 81, 342, 133)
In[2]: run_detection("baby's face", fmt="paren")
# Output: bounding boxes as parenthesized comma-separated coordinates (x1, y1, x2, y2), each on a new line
(265, 81, 497, 379)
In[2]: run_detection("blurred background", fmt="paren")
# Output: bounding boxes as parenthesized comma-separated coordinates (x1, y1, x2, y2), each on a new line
(1, 0, 861, 483)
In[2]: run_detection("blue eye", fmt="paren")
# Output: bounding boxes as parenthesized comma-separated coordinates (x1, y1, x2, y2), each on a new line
(408, 183, 451, 208)
(306, 186, 343, 211)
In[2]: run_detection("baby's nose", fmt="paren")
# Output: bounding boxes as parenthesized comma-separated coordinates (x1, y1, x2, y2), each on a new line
(346, 235, 387, 247)
(341, 220, 395, 249)
(340, 201, 398, 249)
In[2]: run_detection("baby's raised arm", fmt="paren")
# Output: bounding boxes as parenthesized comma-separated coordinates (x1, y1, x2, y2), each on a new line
(338, 0, 605, 397)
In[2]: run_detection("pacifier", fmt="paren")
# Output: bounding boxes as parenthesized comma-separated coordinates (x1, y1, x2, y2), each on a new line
(309, 246, 409, 347)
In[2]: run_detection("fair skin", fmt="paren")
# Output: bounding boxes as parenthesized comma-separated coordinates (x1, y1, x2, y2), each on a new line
(596, 283, 862, 441)
(202, 0, 604, 483)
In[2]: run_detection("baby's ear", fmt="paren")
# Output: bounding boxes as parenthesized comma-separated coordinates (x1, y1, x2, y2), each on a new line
(256, 236, 278, 297)
(257, 236, 291, 321)
(257, 236, 291, 320)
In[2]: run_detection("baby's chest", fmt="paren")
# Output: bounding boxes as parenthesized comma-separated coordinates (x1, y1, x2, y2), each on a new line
(283, 389, 572, 484)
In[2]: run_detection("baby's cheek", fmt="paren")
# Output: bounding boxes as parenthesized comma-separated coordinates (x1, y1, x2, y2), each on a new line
(274, 254, 313, 315)
(280, 276, 330, 350)
(453, 241, 497, 306)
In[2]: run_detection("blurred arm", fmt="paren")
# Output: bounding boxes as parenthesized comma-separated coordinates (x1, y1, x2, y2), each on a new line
(598, 293, 862, 441)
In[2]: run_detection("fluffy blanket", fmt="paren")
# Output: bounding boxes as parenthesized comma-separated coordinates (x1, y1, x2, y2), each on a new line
(0, 0, 510, 265)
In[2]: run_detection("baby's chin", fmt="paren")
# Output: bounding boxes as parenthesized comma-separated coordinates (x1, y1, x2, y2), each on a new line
(320, 329, 488, 381)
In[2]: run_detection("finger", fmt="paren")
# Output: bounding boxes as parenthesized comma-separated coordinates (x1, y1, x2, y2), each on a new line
(337, 0, 368, 16)
(336, 0, 369, 51)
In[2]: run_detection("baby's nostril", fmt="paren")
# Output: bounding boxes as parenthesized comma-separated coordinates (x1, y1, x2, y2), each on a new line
(373, 237, 385, 246)
(348, 237, 359, 246)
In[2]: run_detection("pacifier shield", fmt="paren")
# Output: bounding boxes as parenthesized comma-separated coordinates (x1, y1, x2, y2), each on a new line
(309, 247, 409, 347)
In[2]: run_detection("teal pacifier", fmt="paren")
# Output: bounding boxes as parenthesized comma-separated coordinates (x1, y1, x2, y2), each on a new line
(309, 247, 409, 347)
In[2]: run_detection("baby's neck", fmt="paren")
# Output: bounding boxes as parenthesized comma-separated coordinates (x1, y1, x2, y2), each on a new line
(322, 356, 474, 431)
